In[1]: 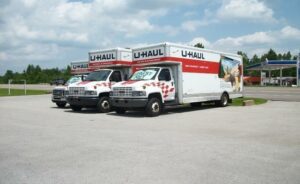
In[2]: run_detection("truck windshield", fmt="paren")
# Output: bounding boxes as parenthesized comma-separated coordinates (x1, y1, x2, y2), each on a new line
(66, 76, 81, 85)
(85, 70, 111, 81)
(130, 68, 159, 80)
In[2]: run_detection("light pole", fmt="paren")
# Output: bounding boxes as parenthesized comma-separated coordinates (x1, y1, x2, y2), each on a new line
(8, 79, 13, 95)
(297, 53, 300, 87)
(21, 79, 27, 95)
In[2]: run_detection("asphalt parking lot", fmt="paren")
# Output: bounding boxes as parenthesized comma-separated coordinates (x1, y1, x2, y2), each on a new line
(244, 86, 300, 102)
(0, 94, 300, 184)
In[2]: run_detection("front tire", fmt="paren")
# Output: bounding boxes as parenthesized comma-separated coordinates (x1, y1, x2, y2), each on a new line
(97, 96, 111, 113)
(71, 105, 82, 111)
(145, 97, 162, 117)
(56, 102, 66, 108)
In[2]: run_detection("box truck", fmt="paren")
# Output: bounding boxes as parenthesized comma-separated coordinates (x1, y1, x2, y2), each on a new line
(66, 48, 132, 112)
(52, 61, 89, 108)
(110, 42, 243, 116)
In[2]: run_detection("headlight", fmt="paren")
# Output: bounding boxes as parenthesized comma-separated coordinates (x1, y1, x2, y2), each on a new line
(85, 90, 97, 95)
(132, 91, 146, 96)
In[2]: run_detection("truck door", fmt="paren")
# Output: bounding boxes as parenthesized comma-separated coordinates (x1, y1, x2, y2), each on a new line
(158, 68, 175, 101)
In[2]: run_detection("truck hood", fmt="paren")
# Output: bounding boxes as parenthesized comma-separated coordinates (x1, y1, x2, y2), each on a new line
(68, 81, 111, 90)
(113, 80, 160, 90)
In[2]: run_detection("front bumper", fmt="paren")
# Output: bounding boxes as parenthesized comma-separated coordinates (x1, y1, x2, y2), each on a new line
(110, 98, 148, 108)
(52, 96, 66, 103)
(66, 96, 99, 107)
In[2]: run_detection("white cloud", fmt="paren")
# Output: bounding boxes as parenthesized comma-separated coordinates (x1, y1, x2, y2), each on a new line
(281, 26, 300, 39)
(0, 52, 8, 60)
(2, 0, 198, 74)
(188, 37, 211, 48)
(214, 31, 276, 48)
(181, 20, 209, 32)
(21, 0, 37, 8)
(190, 26, 300, 56)
(217, 0, 276, 22)
(183, 11, 198, 17)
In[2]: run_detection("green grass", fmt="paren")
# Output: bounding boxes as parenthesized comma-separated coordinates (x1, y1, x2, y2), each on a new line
(230, 97, 267, 106)
(0, 88, 49, 96)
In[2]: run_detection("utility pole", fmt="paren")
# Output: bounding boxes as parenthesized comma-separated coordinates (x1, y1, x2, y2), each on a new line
(8, 79, 13, 95)
(21, 80, 27, 95)
(297, 53, 300, 87)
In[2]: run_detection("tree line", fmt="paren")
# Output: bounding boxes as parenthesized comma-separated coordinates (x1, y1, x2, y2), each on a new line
(0, 65, 72, 84)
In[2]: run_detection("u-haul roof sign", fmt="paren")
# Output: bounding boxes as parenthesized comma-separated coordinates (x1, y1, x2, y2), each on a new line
(89, 51, 117, 62)
(169, 45, 220, 62)
(132, 43, 220, 64)
(71, 61, 89, 74)
(88, 48, 132, 69)
(133, 46, 165, 61)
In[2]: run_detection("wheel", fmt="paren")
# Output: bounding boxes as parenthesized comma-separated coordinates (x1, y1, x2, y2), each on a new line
(145, 97, 162, 117)
(217, 93, 229, 107)
(115, 108, 126, 114)
(71, 105, 82, 111)
(190, 102, 202, 108)
(56, 102, 66, 108)
(97, 96, 111, 113)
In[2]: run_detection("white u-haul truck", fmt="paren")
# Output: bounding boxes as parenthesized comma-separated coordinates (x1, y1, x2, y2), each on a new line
(110, 42, 243, 116)
(52, 61, 89, 108)
(66, 48, 132, 112)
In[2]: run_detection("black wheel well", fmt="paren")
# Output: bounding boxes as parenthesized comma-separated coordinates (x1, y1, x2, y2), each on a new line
(222, 91, 229, 99)
(148, 93, 162, 102)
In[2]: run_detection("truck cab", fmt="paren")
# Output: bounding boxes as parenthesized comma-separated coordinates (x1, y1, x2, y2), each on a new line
(66, 68, 129, 112)
(110, 66, 176, 116)
(52, 75, 86, 108)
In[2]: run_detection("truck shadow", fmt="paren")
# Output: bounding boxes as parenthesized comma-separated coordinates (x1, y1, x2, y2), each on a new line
(63, 108, 104, 114)
(107, 103, 220, 118)
(50, 106, 70, 109)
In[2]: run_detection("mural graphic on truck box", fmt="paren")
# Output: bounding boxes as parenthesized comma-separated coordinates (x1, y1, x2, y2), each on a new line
(219, 56, 242, 92)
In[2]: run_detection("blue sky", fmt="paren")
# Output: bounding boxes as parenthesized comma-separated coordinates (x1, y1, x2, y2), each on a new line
(0, 0, 299, 75)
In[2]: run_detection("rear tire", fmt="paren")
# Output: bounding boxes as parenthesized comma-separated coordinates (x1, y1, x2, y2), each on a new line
(217, 93, 229, 107)
(145, 97, 162, 117)
(56, 102, 66, 108)
(71, 105, 82, 111)
(97, 96, 111, 113)
(115, 108, 126, 114)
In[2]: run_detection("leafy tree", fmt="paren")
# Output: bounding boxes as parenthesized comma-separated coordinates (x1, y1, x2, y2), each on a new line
(251, 54, 260, 64)
(261, 49, 277, 61)
(3, 70, 14, 83)
(194, 43, 204, 48)
(237, 51, 249, 76)
(283, 51, 292, 60)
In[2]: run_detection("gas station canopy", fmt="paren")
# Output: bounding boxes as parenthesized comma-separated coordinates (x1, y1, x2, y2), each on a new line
(246, 58, 300, 87)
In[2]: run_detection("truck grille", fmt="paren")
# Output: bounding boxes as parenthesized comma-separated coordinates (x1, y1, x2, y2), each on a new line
(53, 89, 64, 96)
(112, 87, 132, 97)
(69, 87, 85, 96)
